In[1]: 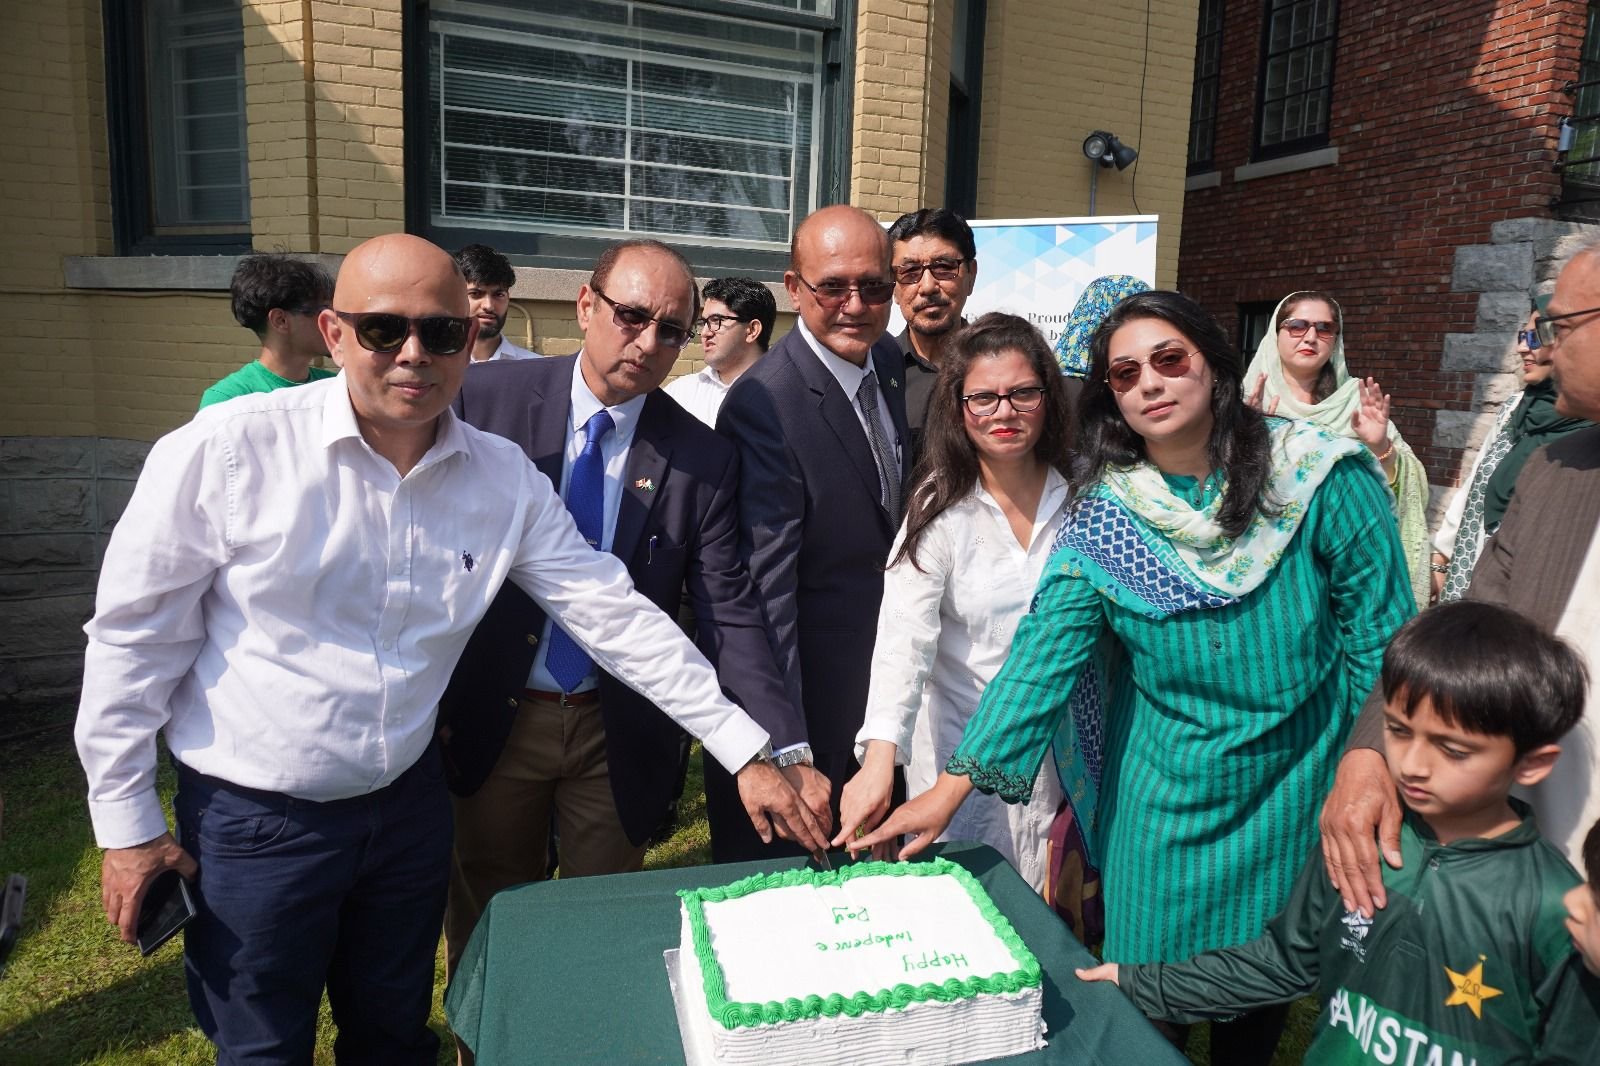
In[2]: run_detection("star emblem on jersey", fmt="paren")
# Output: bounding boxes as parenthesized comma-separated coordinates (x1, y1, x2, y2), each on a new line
(1443, 956, 1501, 1019)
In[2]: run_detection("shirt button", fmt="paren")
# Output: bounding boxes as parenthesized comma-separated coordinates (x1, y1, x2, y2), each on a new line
(1428, 858, 1440, 871)
(382, 639, 393, 650)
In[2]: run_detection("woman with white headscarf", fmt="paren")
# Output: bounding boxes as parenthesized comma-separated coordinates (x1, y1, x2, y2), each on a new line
(1243, 290, 1431, 603)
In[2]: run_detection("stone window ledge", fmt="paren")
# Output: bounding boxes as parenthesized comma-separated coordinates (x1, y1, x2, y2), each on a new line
(63, 256, 792, 309)
(1233, 146, 1340, 184)
(1185, 171, 1221, 191)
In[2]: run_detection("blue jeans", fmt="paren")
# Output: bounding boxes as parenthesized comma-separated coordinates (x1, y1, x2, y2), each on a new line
(173, 743, 452, 1066)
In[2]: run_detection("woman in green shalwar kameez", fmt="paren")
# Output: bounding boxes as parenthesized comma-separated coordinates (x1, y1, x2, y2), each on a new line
(853, 291, 1416, 1065)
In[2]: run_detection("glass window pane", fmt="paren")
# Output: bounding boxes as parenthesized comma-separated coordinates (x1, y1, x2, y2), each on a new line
(145, 0, 249, 228)
(429, 0, 822, 249)
(1258, 0, 1337, 152)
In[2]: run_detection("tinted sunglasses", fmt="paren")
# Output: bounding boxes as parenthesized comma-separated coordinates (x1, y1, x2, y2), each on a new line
(792, 271, 896, 308)
(592, 285, 695, 349)
(1516, 328, 1543, 351)
(1280, 318, 1338, 339)
(893, 258, 970, 285)
(1106, 346, 1195, 393)
(334, 311, 472, 356)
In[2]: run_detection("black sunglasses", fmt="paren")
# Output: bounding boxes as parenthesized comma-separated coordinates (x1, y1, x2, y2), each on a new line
(792, 271, 896, 308)
(592, 285, 695, 349)
(334, 311, 472, 356)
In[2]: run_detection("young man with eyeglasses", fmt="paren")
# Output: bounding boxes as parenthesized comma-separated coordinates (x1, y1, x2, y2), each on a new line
(200, 253, 336, 409)
(663, 276, 776, 427)
(76, 234, 822, 1065)
(887, 208, 979, 457)
(714, 204, 915, 862)
(439, 240, 830, 991)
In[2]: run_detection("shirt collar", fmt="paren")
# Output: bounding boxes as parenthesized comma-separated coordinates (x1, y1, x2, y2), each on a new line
(317, 373, 472, 469)
(569, 351, 648, 444)
(798, 317, 876, 398)
(698, 364, 730, 389)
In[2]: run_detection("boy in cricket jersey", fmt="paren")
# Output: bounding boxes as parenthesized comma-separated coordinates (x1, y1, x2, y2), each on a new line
(1079, 601, 1600, 1064)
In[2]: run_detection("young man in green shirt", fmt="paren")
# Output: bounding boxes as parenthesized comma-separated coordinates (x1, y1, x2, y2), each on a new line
(199, 254, 336, 409)
(1080, 601, 1600, 1065)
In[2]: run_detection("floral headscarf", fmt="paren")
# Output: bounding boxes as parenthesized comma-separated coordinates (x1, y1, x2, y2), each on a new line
(1055, 275, 1152, 378)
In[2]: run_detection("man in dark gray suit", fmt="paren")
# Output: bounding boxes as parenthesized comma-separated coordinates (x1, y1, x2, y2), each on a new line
(1321, 243, 1600, 914)
(714, 205, 913, 862)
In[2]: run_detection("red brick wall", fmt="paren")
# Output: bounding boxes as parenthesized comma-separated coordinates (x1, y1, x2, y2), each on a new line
(1177, 0, 1586, 482)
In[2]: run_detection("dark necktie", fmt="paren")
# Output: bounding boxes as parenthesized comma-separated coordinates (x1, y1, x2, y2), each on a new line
(855, 371, 901, 520)
(545, 408, 615, 692)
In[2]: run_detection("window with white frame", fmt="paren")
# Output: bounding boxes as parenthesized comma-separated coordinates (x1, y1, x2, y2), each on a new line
(422, 0, 843, 263)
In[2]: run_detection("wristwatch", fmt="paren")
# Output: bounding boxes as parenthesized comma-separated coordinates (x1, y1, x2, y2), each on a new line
(773, 744, 815, 769)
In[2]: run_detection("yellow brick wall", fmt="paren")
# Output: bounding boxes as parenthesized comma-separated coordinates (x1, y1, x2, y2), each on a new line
(977, 0, 1196, 288)
(0, 0, 112, 436)
(243, 2, 317, 250)
(852, 0, 938, 216)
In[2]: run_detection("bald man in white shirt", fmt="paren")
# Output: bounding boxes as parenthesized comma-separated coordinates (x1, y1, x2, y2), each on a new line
(74, 234, 823, 1065)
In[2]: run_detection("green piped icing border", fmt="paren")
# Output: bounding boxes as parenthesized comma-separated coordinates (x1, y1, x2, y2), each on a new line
(676, 857, 1041, 1031)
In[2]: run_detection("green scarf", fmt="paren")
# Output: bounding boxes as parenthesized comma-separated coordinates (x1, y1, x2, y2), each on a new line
(1481, 380, 1591, 528)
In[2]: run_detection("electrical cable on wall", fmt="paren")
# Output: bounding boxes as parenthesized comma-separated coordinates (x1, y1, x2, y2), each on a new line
(1130, 0, 1151, 215)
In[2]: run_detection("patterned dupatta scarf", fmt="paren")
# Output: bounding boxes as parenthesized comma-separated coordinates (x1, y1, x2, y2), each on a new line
(1043, 419, 1374, 944)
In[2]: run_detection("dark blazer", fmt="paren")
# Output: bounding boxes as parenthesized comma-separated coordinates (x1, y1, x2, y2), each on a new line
(715, 326, 914, 756)
(437, 355, 802, 846)
(1349, 426, 1600, 749)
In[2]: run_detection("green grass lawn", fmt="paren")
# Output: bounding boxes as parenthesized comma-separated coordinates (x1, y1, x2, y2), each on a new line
(0, 727, 1315, 1064)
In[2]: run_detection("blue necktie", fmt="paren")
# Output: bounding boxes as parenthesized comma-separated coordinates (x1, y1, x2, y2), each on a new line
(545, 409, 615, 692)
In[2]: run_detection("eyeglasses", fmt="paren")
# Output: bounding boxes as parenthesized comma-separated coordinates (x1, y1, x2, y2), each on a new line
(1280, 318, 1339, 339)
(695, 313, 749, 335)
(1106, 346, 1196, 393)
(1515, 329, 1543, 351)
(333, 311, 472, 356)
(892, 258, 970, 285)
(1535, 305, 1600, 347)
(961, 386, 1045, 416)
(591, 285, 695, 349)
(791, 271, 896, 308)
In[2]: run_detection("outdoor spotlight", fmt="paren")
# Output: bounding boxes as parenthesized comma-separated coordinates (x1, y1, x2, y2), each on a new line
(1082, 131, 1138, 171)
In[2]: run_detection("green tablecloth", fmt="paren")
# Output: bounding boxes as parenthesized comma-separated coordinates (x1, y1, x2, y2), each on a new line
(446, 842, 1187, 1065)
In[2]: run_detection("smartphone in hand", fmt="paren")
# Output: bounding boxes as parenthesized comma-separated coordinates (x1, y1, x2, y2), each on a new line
(136, 868, 197, 957)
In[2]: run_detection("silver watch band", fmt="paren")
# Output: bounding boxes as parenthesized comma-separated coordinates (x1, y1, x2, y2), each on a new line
(772, 745, 814, 768)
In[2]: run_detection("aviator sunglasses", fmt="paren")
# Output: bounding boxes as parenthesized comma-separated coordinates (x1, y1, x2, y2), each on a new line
(1106, 346, 1196, 393)
(334, 311, 472, 356)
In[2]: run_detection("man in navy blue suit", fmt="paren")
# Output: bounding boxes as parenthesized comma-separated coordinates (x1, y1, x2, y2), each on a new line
(438, 239, 830, 976)
(714, 205, 913, 862)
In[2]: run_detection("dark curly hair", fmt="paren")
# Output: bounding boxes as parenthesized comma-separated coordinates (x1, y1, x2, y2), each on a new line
(1074, 290, 1275, 539)
(892, 312, 1075, 571)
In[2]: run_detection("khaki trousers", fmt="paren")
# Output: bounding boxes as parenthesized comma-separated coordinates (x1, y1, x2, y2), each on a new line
(444, 693, 647, 980)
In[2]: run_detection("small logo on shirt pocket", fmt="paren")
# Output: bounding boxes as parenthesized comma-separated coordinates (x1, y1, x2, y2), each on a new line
(461, 550, 475, 573)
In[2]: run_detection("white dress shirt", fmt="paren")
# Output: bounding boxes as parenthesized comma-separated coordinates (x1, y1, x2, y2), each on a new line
(795, 318, 902, 470)
(855, 471, 1070, 891)
(75, 376, 767, 849)
(525, 361, 648, 694)
(481, 336, 540, 361)
(663, 365, 732, 427)
(1546, 523, 1600, 866)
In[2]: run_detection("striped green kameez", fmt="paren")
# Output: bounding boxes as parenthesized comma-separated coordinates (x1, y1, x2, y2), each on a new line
(949, 457, 1416, 963)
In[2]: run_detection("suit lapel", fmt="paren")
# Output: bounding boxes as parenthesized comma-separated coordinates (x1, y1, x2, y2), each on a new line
(871, 337, 914, 485)
(783, 332, 893, 529)
(613, 393, 672, 563)
(528, 357, 575, 487)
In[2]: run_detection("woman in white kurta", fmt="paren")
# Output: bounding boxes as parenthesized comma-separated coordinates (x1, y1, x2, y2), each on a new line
(834, 312, 1075, 892)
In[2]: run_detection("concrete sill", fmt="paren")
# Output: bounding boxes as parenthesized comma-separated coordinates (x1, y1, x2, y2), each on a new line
(63, 256, 792, 310)
(1185, 171, 1221, 191)
(1233, 146, 1339, 184)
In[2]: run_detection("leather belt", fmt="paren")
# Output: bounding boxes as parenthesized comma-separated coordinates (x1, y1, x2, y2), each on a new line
(524, 688, 601, 708)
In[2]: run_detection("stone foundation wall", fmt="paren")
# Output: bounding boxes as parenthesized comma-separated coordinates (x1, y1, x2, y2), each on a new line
(0, 436, 149, 722)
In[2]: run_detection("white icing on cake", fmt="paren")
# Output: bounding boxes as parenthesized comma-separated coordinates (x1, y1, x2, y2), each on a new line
(675, 860, 1046, 1066)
